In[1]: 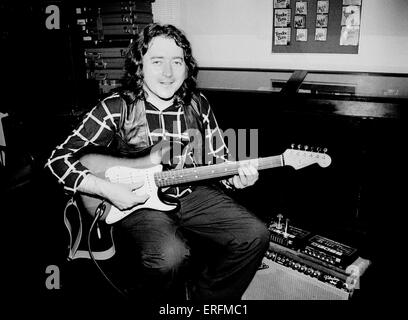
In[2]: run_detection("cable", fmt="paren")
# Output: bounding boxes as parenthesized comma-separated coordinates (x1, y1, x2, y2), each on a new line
(87, 201, 128, 298)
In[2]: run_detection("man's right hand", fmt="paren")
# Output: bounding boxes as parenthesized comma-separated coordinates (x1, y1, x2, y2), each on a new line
(101, 180, 150, 210)
(78, 174, 150, 210)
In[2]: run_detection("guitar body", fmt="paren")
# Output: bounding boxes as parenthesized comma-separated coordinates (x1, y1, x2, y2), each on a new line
(79, 153, 178, 224)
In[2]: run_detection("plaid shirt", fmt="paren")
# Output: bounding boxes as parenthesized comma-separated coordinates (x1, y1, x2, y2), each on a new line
(45, 92, 230, 197)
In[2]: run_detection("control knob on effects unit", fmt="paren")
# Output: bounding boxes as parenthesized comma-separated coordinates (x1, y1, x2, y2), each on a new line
(276, 213, 283, 230)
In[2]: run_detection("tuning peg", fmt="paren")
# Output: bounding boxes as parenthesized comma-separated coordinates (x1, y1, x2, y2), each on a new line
(304, 145, 309, 151)
(291, 143, 295, 149)
(317, 147, 321, 152)
(323, 147, 328, 153)
(298, 144, 302, 150)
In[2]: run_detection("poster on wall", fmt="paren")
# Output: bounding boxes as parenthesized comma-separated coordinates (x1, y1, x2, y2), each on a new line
(274, 0, 291, 9)
(342, 0, 361, 5)
(296, 28, 308, 41)
(340, 26, 360, 45)
(340, 1, 361, 46)
(316, 14, 329, 28)
(295, 15, 306, 28)
(273, 1, 292, 46)
(341, 5, 360, 26)
(316, 0, 329, 14)
(274, 27, 291, 45)
(315, 27, 327, 41)
(295, 1, 307, 15)
(272, 0, 363, 54)
(294, 1, 308, 42)
(274, 9, 291, 27)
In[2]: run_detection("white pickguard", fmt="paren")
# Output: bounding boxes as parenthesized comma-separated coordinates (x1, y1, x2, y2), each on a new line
(104, 165, 177, 224)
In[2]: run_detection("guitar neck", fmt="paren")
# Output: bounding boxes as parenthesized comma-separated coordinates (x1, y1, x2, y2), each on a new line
(154, 155, 283, 187)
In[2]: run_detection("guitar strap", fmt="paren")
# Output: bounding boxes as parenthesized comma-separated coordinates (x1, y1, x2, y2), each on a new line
(63, 197, 116, 260)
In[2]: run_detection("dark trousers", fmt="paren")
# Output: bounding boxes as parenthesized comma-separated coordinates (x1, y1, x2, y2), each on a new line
(117, 185, 269, 302)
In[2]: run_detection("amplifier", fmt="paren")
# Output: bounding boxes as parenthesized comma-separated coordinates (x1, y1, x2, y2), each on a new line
(242, 257, 351, 300)
(85, 47, 127, 59)
(243, 214, 370, 300)
(87, 69, 125, 81)
(99, 12, 153, 24)
(86, 58, 125, 70)
(82, 1, 153, 14)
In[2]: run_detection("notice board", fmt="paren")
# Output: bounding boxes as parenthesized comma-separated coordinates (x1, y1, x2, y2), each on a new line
(272, 0, 362, 54)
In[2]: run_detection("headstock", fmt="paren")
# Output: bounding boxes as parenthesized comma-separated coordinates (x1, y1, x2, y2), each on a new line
(283, 144, 332, 170)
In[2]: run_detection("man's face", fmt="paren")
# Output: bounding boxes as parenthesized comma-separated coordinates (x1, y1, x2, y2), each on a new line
(142, 36, 187, 105)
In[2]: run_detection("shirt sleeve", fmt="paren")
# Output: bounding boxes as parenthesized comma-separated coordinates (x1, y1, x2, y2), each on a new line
(199, 94, 236, 190)
(44, 95, 122, 194)
(199, 93, 232, 165)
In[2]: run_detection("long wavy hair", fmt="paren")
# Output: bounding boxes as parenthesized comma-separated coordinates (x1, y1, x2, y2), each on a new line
(121, 23, 199, 105)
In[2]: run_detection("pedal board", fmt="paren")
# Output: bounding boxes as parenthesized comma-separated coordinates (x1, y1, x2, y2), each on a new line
(302, 234, 359, 269)
(267, 214, 359, 271)
(269, 223, 311, 250)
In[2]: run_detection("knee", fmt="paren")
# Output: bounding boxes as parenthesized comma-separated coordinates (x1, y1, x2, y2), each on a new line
(141, 239, 190, 274)
(246, 219, 270, 250)
(259, 223, 270, 249)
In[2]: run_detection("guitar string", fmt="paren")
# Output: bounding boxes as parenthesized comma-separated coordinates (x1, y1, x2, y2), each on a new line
(108, 153, 324, 187)
(107, 159, 280, 186)
(155, 156, 283, 187)
(154, 153, 327, 186)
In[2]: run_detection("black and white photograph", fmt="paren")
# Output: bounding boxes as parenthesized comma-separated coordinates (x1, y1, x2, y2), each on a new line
(340, 25, 360, 45)
(295, 1, 307, 15)
(274, 27, 292, 45)
(274, 8, 292, 27)
(317, 0, 330, 14)
(316, 14, 329, 28)
(274, 0, 291, 9)
(1, 0, 406, 318)
(294, 15, 306, 28)
(341, 5, 361, 26)
(296, 28, 308, 41)
(315, 27, 328, 41)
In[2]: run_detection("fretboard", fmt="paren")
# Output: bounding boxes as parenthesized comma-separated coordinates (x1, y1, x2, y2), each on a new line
(154, 155, 283, 187)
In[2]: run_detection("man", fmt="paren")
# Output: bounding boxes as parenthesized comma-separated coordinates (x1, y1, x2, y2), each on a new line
(45, 23, 269, 302)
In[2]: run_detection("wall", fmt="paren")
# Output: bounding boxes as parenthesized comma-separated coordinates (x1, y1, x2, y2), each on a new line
(153, 0, 408, 73)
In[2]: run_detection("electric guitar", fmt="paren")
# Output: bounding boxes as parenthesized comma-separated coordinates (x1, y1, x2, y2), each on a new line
(79, 147, 332, 224)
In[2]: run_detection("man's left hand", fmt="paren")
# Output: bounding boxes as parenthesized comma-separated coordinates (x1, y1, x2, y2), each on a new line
(228, 163, 259, 189)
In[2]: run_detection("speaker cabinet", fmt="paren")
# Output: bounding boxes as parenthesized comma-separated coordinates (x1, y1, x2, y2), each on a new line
(243, 258, 350, 300)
